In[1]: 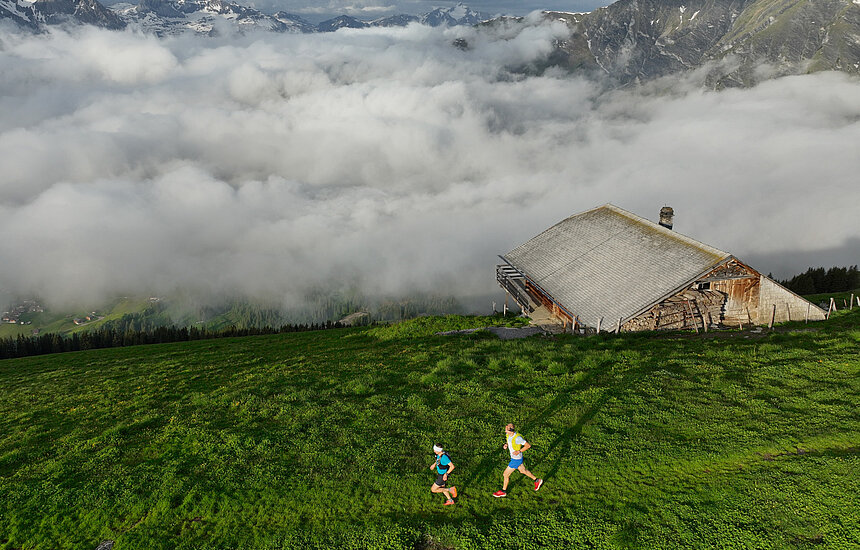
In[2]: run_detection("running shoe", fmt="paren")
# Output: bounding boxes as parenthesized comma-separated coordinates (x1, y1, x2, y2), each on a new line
(444, 499, 455, 506)
(492, 490, 507, 498)
(450, 486, 458, 498)
(534, 479, 544, 491)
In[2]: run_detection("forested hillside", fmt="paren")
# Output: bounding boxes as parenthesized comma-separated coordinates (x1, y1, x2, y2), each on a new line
(779, 266, 860, 295)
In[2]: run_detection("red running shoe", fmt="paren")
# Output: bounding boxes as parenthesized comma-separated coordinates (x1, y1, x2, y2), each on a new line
(450, 486, 458, 499)
(492, 490, 507, 498)
(444, 499, 455, 506)
(534, 479, 544, 491)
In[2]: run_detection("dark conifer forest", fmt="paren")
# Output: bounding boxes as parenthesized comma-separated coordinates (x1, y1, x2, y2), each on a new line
(778, 266, 859, 295)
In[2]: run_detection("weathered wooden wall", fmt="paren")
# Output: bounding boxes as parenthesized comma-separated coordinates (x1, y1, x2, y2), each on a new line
(710, 277, 760, 325)
(621, 258, 826, 332)
(525, 280, 573, 325)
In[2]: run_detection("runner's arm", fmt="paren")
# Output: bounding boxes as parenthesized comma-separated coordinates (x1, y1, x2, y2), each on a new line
(443, 461, 454, 480)
(520, 441, 531, 454)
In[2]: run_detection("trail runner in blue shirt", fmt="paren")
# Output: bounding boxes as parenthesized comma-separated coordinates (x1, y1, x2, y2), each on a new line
(430, 444, 458, 506)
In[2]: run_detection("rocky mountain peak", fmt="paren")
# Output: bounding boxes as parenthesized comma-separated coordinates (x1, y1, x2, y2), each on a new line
(34, 0, 126, 28)
(420, 2, 488, 26)
(317, 14, 368, 32)
(0, 0, 41, 29)
(536, 0, 859, 86)
(5, 0, 858, 88)
(137, 0, 183, 18)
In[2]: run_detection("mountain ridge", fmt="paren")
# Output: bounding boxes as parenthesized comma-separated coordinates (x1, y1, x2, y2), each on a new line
(3, 0, 859, 86)
(537, 0, 860, 85)
(1, 0, 493, 35)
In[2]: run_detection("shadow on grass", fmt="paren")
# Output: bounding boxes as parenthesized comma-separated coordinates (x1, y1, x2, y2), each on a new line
(456, 347, 656, 492)
(538, 363, 654, 483)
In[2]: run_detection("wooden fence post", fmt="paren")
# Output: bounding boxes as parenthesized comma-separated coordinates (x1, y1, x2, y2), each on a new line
(693, 301, 707, 333)
(786, 302, 791, 322)
(686, 300, 699, 334)
(616, 318, 622, 334)
(597, 317, 602, 334)
(851, 294, 855, 310)
(769, 304, 776, 329)
(806, 302, 810, 324)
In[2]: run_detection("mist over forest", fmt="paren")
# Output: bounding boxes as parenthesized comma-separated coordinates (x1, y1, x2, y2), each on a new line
(1, 21, 859, 312)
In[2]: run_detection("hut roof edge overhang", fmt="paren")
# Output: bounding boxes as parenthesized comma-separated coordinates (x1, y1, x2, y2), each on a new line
(501, 204, 732, 327)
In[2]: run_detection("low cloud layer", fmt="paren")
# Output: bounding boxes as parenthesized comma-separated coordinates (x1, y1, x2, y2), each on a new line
(1, 24, 858, 309)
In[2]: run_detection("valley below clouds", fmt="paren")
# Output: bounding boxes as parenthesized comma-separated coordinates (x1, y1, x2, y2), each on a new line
(1, 22, 858, 309)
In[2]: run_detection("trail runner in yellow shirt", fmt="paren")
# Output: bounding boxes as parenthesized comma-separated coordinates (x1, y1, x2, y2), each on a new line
(493, 423, 543, 498)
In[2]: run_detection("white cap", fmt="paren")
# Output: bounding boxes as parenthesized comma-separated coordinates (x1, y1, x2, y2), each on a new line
(433, 444, 443, 453)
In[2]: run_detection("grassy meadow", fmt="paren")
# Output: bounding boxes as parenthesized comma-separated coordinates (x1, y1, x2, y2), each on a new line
(0, 311, 858, 549)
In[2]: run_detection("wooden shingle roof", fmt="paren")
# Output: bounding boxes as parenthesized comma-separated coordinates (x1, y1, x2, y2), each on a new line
(501, 204, 731, 328)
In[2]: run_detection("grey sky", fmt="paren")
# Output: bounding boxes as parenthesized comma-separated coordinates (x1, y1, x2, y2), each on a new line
(0, 23, 858, 309)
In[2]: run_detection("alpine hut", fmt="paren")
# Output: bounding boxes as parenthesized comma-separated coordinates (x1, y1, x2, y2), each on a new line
(496, 204, 827, 332)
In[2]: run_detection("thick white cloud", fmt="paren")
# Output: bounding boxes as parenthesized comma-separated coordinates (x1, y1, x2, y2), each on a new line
(0, 24, 858, 309)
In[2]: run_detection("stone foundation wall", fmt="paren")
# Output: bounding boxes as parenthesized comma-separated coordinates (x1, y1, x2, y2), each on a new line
(757, 276, 826, 323)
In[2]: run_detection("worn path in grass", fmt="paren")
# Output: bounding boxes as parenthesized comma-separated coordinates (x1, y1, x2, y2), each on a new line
(0, 313, 857, 549)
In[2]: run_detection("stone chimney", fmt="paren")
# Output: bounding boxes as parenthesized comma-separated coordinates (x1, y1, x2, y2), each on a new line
(659, 206, 674, 230)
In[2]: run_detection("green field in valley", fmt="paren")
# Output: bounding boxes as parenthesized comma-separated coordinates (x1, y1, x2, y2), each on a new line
(0, 311, 858, 549)
(0, 298, 153, 339)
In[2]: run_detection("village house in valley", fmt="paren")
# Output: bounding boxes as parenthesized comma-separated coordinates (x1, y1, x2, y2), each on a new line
(496, 204, 826, 332)
(1, 300, 43, 325)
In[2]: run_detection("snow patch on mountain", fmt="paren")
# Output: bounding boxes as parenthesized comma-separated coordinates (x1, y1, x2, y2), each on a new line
(420, 2, 487, 27)
(0, 0, 39, 29)
(4, 1, 494, 34)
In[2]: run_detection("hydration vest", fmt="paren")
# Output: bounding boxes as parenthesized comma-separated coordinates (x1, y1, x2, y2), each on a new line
(509, 433, 523, 452)
(436, 453, 451, 474)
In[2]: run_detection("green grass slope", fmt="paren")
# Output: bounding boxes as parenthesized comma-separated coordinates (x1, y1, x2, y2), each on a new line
(0, 312, 858, 549)
(0, 298, 152, 339)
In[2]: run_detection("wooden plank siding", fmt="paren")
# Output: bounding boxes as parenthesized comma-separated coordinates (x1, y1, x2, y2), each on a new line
(702, 258, 761, 325)
(711, 277, 760, 325)
(524, 279, 574, 325)
(625, 259, 760, 331)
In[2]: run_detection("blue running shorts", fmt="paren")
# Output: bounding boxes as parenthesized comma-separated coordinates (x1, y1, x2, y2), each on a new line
(508, 457, 524, 469)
